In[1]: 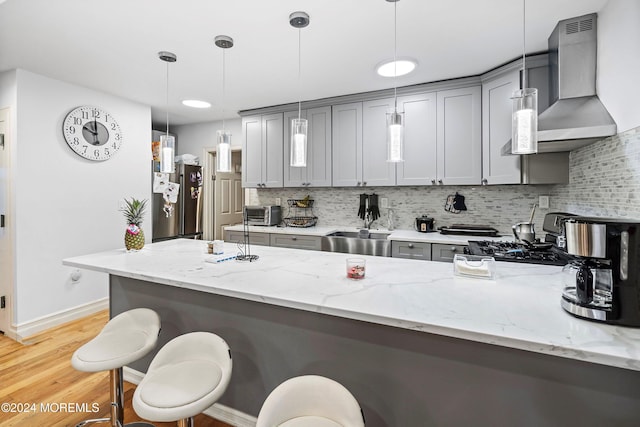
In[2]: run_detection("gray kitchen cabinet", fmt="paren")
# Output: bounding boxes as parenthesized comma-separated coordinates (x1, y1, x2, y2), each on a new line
(431, 243, 467, 263)
(482, 68, 522, 184)
(396, 92, 438, 186)
(284, 106, 332, 187)
(391, 241, 431, 261)
(436, 86, 482, 185)
(242, 113, 284, 188)
(361, 98, 396, 186)
(269, 234, 322, 251)
(480, 57, 569, 185)
(332, 102, 363, 187)
(225, 230, 270, 246)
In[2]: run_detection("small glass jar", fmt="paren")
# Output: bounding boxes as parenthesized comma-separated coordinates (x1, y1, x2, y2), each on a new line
(346, 258, 366, 280)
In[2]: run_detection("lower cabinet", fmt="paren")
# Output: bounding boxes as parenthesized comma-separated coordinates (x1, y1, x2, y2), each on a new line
(224, 231, 321, 251)
(392, 241, 468, 262)
(391, 241, 431, 261)
(431, 243, 467, 262)
(225, 231, 270, 246)
(270, 234, 322, 251)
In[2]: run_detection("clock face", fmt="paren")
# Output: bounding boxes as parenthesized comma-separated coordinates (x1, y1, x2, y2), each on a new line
(62, 106, 122, 161)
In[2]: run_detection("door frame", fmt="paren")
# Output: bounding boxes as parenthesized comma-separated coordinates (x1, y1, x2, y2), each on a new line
(0, 107, 15, 338)
(201, 146, 243, 241)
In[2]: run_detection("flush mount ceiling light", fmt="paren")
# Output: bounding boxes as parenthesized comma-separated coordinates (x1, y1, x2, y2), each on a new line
(158, 51, 177, 174)
(376, 58, 417, 77)
(289, 11, 310, 168)
(511, 0, 538, 155)
(386, 0, 404, 163)
(215, 35, 234, 173)
(182, 99, 211, 109)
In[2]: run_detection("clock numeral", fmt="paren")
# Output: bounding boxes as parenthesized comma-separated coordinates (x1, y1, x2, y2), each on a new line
(82, 111, 89, 120)
(72, 137, 80, 146)
(73, 117, 82, 125)
(110, 123, 117, 131)
(114, 133, 121, 140)
(111, 142, 118, 149)
(68, 126, 76, 134)
(92, 110, 100, 119)
(94, 149, 100, 158)
(104, 148, 110, 156)
(82, 145, 88, 154)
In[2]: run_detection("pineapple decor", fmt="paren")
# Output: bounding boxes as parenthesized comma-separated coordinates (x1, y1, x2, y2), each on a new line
(122, 197, 148, 251)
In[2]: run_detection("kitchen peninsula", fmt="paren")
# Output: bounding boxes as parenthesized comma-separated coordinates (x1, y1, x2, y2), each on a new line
(63, 239, 640, 427)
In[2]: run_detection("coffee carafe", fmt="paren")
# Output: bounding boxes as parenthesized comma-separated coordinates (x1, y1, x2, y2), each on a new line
(560, 217, 640, 326)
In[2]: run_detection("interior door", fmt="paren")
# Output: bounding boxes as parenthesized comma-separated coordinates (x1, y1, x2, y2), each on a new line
(0, 108, 13, 335)
(214, 151, 244, 240)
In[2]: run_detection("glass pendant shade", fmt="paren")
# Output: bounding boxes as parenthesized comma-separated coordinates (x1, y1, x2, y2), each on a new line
(160, 134, 175, 173)
(216, 130, 232, 173)
(511, 88, 538, 154)
(290, 117, 308, 167)
(387, 111, 404, 162)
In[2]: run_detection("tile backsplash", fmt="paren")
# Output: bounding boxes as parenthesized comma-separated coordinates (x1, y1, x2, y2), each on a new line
(248, 126, 640, 235)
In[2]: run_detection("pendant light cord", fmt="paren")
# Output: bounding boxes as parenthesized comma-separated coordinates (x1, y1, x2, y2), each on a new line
(222, 47, 226, 131)
(393, 0, 398, 111)
(165, 60, 170, 137)
(522, 0, 527, 89)
(297, 27, 302, 120)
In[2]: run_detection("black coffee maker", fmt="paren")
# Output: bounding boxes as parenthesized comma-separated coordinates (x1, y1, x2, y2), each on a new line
(560, 217, 640, 326)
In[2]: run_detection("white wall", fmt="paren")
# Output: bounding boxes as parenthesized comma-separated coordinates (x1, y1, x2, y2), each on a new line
(174, 118, 242, 158)
(598, 0, 640, 132)
(12, 69, 151, 326)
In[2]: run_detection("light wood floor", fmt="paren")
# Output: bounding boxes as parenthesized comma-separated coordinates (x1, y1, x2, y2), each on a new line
(0, 309, 232, 427)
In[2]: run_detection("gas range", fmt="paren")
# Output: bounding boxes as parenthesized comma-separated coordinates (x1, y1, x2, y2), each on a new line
(465, 240, 574, 266)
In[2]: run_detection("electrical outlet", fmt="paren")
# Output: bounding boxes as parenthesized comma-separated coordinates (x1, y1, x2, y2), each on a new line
(380, 197, 389, 209)
(539, 195, 550, 209)
(275, 197, 281, 206)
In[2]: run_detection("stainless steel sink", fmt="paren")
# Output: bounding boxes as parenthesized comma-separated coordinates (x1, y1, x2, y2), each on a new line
(321, 230, 391, 257)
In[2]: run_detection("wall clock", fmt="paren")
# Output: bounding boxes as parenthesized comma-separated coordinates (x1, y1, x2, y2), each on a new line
(62, 106, 122, 161)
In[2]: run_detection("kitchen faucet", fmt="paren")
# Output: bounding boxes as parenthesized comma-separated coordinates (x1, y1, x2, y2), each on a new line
(364, 212, 375, 229)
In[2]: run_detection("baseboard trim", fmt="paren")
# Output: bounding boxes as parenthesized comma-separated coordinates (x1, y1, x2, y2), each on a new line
(15, 298, 109, 342)
(124, 367, 257, 427)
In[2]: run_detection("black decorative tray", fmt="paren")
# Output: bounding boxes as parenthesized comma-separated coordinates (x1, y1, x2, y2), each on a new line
(439, 225, 500, 237)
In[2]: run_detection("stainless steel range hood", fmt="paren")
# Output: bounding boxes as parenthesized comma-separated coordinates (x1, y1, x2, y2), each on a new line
(503, 13, 616, 155)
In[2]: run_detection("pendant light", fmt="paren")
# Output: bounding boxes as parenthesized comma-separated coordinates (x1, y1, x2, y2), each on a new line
(289, 11, 310, 168)
(511, 0, 538, 154)
(215, 35, 234, 173)
(386, 0, 404, 163)
(158, 51, 177, 173)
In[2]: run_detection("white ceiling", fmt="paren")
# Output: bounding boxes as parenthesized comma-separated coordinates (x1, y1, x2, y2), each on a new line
(0, 0, 609, 126)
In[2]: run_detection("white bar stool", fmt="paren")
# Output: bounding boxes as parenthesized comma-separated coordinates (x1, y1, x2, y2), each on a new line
(71, 308, 161, 427)
(132, 332, 233, 427)
(256, 375, 366, 427)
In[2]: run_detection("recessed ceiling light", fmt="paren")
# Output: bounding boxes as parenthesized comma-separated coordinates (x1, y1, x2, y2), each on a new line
(376, 58, 418, 77)
(182, 99, 211, 109)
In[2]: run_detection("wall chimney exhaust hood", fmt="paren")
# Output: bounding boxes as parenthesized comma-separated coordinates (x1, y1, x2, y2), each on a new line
(502, 13, 616, 155)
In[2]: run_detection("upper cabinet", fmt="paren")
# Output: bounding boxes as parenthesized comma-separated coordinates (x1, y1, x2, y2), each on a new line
(395, 92, 438, 186)
(332, 102, 363, 187)
(480, 56, 568, 185)
(242, 113, 283, 188)
(361, 98, 397, 186)
(436, 86, 482, 185)
(284, 106, 332, 187)
(482, 68, 522, 184)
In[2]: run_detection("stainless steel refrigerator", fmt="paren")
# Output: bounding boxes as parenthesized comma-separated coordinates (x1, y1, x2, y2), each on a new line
(152, 161, 203, 242)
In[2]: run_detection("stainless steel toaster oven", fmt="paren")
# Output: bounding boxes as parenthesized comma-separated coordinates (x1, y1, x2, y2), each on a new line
(244, 205, 282, 226)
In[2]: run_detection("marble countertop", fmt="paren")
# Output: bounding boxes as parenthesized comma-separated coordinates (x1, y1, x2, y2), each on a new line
(223, 224, 514, 244)
(63, 239, 640, 371)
